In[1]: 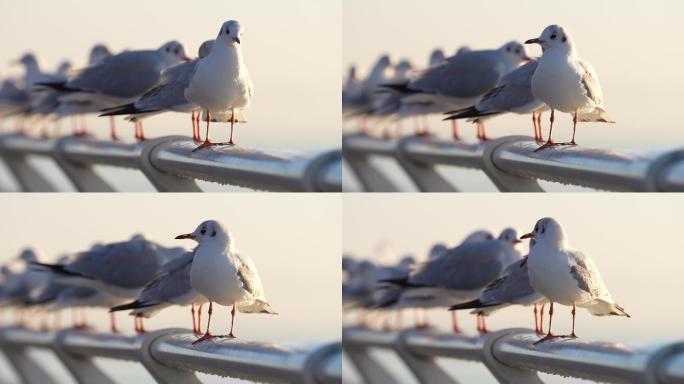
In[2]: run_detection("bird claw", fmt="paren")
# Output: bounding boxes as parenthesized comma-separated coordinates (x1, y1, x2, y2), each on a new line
(192, 332, 215, 344)
(534, 141, 561, 152)
(533, 333, 559, 345)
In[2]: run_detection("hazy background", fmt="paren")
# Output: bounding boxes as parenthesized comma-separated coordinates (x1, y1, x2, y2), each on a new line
(343, 194, 684, 383)
(0, 0, 341, 191)
(343, 0, 684, 191)
(0, 194, 341, 383)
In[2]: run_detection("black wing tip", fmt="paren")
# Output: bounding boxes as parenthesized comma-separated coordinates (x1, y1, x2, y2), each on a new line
(110, 301, 156, 312)
(443, 107, 496, 121)
(99, 103, 138, 117)
(34, 81, 81, 93)
(379, 83, 417, 94)
(449, 299, 500, 311)
(30, 262, 79, 276)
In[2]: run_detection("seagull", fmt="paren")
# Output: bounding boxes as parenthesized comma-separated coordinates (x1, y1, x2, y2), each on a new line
(175, 220, 276, 343)
(38, 41, 190, 140)
(186, 20, 253, 150)
(521, 217, 629, 343)
(525, 25, 615, 150)
(32, 234, 184, 300)
(377, 229, 520, 333)
(110, 250, 208, 335)
(429, 48, 446, 66)
(100, 40, 215, 143)
(449, 257, 547, 334)
(444, 60, 549, 142)
(386, 42, 531, 140)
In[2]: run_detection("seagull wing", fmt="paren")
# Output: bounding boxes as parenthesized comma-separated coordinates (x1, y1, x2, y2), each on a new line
(577, 58, 604, 106)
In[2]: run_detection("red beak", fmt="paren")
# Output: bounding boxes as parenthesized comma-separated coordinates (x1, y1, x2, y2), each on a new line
(514, 239, 523, 244)
(520, 233, 534, 240)
(175, 233, 194, 240)
(183, 56, 192, 62)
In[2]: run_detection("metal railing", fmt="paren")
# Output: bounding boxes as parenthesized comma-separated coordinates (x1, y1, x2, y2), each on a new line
(0, 133, 341, 192)
(342, 133, 684, 192)
(0, 326, 341, 384)
(343, 326, 684, 384)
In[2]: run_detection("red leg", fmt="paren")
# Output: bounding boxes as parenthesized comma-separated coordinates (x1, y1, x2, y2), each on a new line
(570, 111, 578, 145)
(451, 311, 460, 333)
(533, 304, 539, 334)
(539, 304, 545, 334)
(110, 312, 118, 333)
(537, 112, 544, 142)
(193, 302, 215, 344)
(479, 122, 489, 141)
(532, 112, 539, 141)
(110, 117, 118, 141)
(191, 303, 197, 334)
(139, 317, 146, 333)
(227, 304, 237, 338)
(570, 304, 577, 338)
(534, 302, 556, 344)
(227, 109, 235, 145)
(451, 119, 460, 140)
(535, 110, 557, 152)
(193, 110, 216, 151)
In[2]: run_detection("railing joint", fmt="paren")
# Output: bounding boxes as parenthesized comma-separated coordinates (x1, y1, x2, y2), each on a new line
(484, 136, 545, 192)
(482, 328, 543, 384)
(53, 135, 117, 192)
(395, 328, 460, 384)
(141, 136, 202, 192)
(645, 149, 684, 192)
(53, 329, 117, 384)
(644, 341, 684, 384)
(141, 328, 202, 384)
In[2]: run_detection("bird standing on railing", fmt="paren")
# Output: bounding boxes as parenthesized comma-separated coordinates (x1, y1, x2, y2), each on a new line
(186, 20, 253, 151)
(521, 217, 629, 343)
(31, 234, 187, 333)
(525, 25, 615, 151)
(176, 220, 277, 343)
(449, 256, 548, 334)
(99, 40, 215, 143)
(37, 41, 190, 141)
(376, 229, 521, 333)
(110, 249, 208, 335)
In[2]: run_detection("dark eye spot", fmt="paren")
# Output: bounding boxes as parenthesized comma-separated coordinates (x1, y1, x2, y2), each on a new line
(165, 47, 170, 52)
(200, 228, 206, 235)
(515, 49, 520, 54)
(562, 35, 567, 43)
(211, 231, 216, 237)
(506, 47, 511, 52)
(534, 225, 538, 232)
(226, 28, 230, 35)
(550, 33, 557, 40)
(541, 226, 546, 234)
(174, 49, 179, 54)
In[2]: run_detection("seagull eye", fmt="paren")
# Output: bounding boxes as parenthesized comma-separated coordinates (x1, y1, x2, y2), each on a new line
(165, 47, 170, 52)
(211, 231, 216, 237)
(200, 228, 206, 235)
(550, 33, 557, 40)
(562, 35, 567, 43)
(506, 47, 511, 52)
(541, 226, 546, 234)
(174, 49, 179, 54)
(226, 28, 231, 35)
(515, 49, 520, 54)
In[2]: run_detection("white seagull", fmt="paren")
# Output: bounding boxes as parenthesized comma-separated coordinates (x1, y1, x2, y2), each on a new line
(186, 20, 253, 150)
(176, 220, 276, 343)
(521, 217, 629, 342)
(525, 25, 615, 150)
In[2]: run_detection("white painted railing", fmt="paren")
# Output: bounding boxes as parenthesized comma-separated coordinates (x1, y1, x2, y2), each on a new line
(0, 133, 341, 192)
(343, 326, 684, 384)
(343, 133, 684, 192)
(0, 326, 341, 384)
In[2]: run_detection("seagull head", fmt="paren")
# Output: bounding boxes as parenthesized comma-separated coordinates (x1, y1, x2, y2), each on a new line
(175, 220, 232, 247)
(497, 228, 522, 245)
(89, 44, 112, 66)
(525, 25, 576, 55)
(374, 55, 391, 71)
(14, 53, 38, 68)
(429, 49, 445, 66)
(217, 20, 244, 47)
(198, 40, 214, 59)
(158, 41, 191, 64)
(520, 217, 567, 248)
(499, 41, 532, 67)
(461, 229, 494, 245)
(18, 248, 38, 263)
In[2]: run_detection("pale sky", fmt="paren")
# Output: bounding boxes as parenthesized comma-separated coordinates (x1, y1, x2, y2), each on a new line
(0, 194, 341, 344)
(344, 0, 684, 150)
(344, 194, 684, 345)
(0, 0, 341, 150)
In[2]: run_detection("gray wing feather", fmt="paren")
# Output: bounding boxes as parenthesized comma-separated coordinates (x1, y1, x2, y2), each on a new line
(68, 51, 162, 98)
(137, 260, 193, 304)
(577, 59, 603, 105)
(479, 257, 538, 304)
(476, 60, 541, 113)
(410, 50, 502, 98)
(409, 241, 505, 290)
(135, 61, 198, 111)
(569, 251, 602, 297)
(66, 239, 162, 288)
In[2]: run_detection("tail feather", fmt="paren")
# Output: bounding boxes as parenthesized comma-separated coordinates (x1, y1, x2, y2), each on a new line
(443, 107, 498, 121)
(379, 83, 421, 94)
(238, 299, 278, 315)
(100, 104, 158, 117)
(449, 299, 499, 311)
(587, 300, 630, 317)
(34, 81, 83, 93)
(31, 262, 80, 277)
(110, 301, 157, 313)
